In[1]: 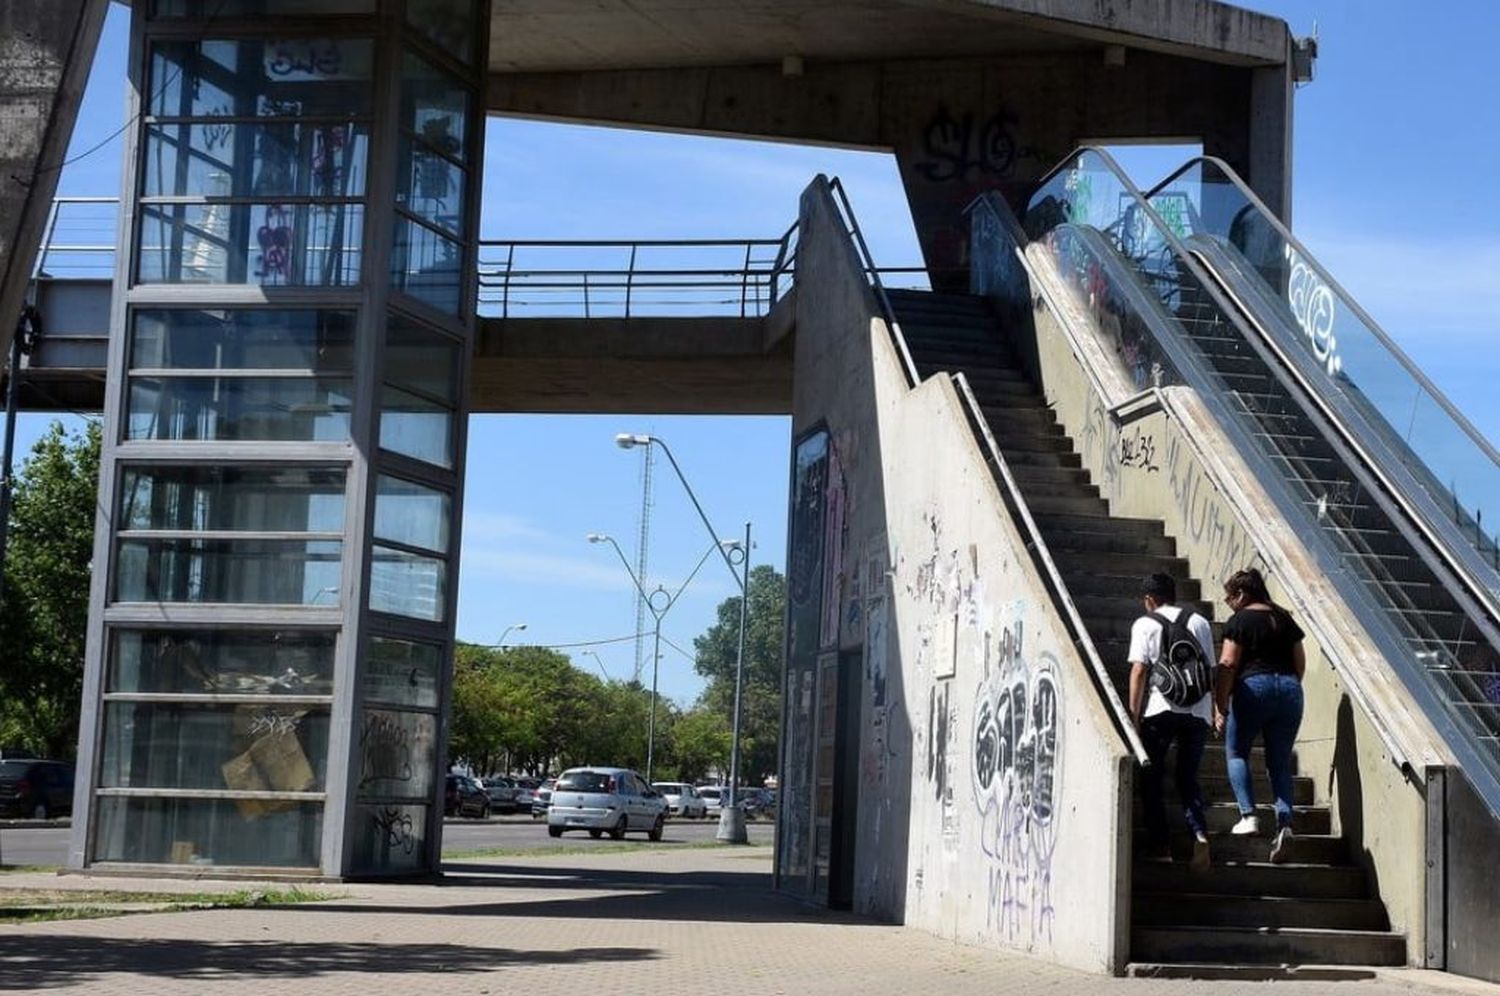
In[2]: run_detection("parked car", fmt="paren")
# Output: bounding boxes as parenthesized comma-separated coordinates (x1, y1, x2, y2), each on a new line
(652, 781, 707, 819)
(547, 767, 666, 840)
(444, 773, 491, 818)
(512, 777, 539, 810)
(481, 776, 519, 813)
(0, 759, 72, 819)
(696, 785, 726, 816)
(531, 778, 556, 817)
(742, 788, 776, 820)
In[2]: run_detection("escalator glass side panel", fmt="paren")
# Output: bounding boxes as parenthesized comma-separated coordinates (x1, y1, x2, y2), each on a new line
(1146, 158, 1500, 589)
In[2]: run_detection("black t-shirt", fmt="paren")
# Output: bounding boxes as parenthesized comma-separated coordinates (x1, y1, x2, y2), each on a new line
(1224, 605, 1305, 683)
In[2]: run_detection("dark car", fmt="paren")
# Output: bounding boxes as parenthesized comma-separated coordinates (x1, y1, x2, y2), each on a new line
(444, 774, 491, 818)
(0, 760, 73, 820)
(481, 776, 519, 814)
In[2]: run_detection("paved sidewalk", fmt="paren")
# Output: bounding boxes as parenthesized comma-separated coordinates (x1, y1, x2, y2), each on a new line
(0, 846, 1495, 995)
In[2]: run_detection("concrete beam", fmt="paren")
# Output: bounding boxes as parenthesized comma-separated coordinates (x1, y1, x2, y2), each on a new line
(0, 0, 110, 363)
(489, 0, 1290, 74)
(471, 314, 793, 413)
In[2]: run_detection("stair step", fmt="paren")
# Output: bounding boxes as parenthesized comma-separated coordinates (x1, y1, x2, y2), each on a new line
(1053, 551, 1189, 577)
(911, 349, 1025, 370)
(1131, 925, 1405, 967)
(1008, 477, 1100, 500)
(971, 390, 1047, 409)
(1033, 512, 1163, 538)
(1134, 893, 1389, 931)
(1024, 494, 1110, 517)
(1135, 855, 1356, 898)
(1127, 963, 1393, 982)
(979, 406, 1062, 431)
(1061, 572, 1201, 601)
(1072, 595, 1213, 624)
(995, 432, 1076, 454)
(996, 447, 1082, 469)
(1163, 829, 1340, 863)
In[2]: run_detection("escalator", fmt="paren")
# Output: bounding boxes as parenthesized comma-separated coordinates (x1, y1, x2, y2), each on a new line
(1022, 149, 1500, 825)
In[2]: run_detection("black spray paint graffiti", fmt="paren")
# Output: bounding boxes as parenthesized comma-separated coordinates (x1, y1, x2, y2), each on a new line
(927, 683, 951, 804)
(972, 620, 1060, 949)
(1164, 433, 1266, 587)
(372, 807, 417, 855)
(359, 712, 415, 789)
(915, 105, 1037, 183)
(1119, 424, 1160, 473)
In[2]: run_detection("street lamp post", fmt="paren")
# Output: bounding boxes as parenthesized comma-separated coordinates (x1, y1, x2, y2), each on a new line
(496, 622, 528, 647)
(581, 649, 611, 681)
(614, 433, 752, 844)
(588, 532, 723, 782)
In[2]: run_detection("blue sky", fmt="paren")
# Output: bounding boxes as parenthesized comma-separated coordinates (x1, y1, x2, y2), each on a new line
(17, 1, 1499, 704)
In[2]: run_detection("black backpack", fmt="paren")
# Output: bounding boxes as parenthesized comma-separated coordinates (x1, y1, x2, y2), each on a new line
(1148, 610, 1212, 707)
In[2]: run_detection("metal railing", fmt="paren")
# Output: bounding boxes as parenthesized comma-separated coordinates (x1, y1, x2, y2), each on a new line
(477, 225, 799, 320)
(32, 197, 119, 280)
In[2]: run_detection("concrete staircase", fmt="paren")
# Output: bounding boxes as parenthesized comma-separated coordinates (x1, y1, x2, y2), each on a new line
(887, 287, 1406, 973)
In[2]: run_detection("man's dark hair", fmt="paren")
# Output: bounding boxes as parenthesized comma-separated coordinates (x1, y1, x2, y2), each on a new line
(1141, 572, 1177, 603)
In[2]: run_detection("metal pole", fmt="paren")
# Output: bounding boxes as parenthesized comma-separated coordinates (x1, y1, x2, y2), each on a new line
(718, 520, 752, 844)
(0, 323, 25, 608)
(647, 611, 662, 782)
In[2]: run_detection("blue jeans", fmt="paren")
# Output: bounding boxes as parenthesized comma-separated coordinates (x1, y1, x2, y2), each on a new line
(1226, 672, 1304, 829)
(1139, 711, 1209, 848)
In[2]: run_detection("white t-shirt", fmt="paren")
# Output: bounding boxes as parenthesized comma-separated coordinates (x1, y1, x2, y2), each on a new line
(1127, 604, 1216, 723)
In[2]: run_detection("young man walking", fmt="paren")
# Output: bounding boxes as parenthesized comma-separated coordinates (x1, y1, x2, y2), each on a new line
(1129, 572, 1217, 870)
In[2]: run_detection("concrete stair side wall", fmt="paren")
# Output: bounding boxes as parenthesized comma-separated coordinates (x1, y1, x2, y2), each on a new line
(790, 176, 1134, 973)
(1012, 237, 1454, 966)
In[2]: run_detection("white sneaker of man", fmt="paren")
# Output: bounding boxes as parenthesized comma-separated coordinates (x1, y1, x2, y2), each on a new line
(1230, 814, 1260, 836)
(1190, 833, 1211, 873)
(1270, 825, 1295, 864)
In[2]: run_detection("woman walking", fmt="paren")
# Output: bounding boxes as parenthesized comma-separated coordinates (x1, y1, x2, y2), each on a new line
(1213, 568, 1306, 863)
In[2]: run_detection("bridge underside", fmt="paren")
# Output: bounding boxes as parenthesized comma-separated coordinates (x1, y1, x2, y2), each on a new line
(473, 314, 793, 414)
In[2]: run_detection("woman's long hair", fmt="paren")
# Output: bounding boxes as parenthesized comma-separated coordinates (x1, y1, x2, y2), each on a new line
(1224, 567, 1291, 629)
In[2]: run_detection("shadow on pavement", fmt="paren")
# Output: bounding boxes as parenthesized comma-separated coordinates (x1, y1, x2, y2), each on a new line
(303, 861, 880, 926)
(0, 937, 656, 990)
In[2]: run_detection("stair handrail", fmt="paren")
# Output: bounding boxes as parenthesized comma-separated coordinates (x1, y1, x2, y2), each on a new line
(952, 371, 1150, 766)
(826, 176, 921, 387)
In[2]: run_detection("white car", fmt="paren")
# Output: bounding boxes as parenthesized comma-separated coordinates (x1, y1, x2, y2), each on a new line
(696, 785, 727, 815)
(652, 781, 707, 819)
(547, 767, 667, 840)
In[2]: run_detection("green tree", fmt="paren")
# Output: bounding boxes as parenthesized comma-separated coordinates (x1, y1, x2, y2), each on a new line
(0, 420, 101, 757)
(670, 707, 732, 783)
(691, 564, 785, 783)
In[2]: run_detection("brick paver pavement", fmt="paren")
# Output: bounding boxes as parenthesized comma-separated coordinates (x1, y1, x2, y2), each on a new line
(0, 846, 1495, 995)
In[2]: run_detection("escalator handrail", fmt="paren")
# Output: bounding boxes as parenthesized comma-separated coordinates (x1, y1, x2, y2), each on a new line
(1145, 155, 1500, 475)
(951, 371, 1150, 767)
(1188, 240, 1500, 648)
(1017, 224, 1423, 776)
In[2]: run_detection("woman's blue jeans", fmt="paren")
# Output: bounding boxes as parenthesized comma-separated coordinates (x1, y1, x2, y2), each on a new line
(1226, 672, 1304, 829)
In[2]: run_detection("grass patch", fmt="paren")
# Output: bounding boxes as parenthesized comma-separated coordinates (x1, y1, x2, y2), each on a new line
(0, 865, 61, 875)
(446, 839, 772, 860)
(0, 885, 333, 924)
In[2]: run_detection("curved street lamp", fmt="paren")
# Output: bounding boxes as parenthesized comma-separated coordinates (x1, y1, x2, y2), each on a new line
(588, 530, 730, 782)
(496, 622, 528, 647)
(615, 432, 753, 844)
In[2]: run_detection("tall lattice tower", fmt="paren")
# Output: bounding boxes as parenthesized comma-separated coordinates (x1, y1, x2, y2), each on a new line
(631, 443, 654, 684)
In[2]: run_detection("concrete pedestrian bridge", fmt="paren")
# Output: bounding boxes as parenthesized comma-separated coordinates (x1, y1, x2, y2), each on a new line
(3, 0, 1500, 985)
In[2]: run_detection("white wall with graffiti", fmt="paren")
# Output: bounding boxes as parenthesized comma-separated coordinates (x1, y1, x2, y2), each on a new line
(788, 177, 1133, 971)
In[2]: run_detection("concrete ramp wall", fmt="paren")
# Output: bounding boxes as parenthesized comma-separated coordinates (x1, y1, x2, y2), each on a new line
(786, 176, 1134, 972)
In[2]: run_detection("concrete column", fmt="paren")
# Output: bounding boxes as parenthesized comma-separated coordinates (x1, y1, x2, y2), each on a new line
(0, 0, 109, 365)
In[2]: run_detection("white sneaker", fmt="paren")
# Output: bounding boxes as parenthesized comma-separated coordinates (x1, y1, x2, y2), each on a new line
(1270, 826, 1294, 864)
(1190, 833, 1211, 873)
(1230, 814, 1260, 836)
